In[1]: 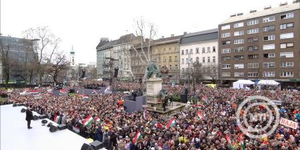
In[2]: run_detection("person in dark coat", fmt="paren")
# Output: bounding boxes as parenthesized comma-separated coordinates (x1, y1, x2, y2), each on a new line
(25, 106, 33, 129)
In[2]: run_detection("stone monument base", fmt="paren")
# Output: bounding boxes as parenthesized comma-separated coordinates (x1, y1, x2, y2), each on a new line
(146, 78, 162, 97)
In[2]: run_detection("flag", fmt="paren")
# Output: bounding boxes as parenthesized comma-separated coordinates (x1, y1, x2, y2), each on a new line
(60, 89, 68, 94)
(166, 118, 176, 129)
(133, 131, 142, 145)
(226, 134, 232, 144)
(82, 95, 89, 100)
(202, 95, 208, 102)
(240, 141, 246, 150)
(54, 114, 61, 123)
(156, 122, 164, 129)
(143, 107, 147, 120)
(197, 111, 204, 120)
(94, 116, 102, 125)
(83, 115, 93, 127)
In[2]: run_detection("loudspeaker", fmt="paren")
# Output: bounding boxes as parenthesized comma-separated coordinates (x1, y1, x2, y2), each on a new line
(181, 94, 188, 103)
(33, 115, 39, 120)
(49, 124, 58, 133)
(80, 143, 94, 150)
(58, 124, 67, 130)
(90, 140, 103, 149)
(21, 108, 26, 113)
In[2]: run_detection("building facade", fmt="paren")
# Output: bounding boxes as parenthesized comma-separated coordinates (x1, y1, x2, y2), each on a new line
(151, 35, 182, 83)
(180, 29, 219, 82)
(0, 35, 38, 83)
(113, 34, 138, 79)
(218, 1, 300, 86)
(96, 38, 117, 79)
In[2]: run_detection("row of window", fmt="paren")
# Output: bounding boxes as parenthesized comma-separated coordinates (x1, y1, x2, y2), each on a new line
(222, 71, 295, 77)
(153, 47, 178, 54)
(222, 52, 294, 61)
(221, 12, 294, 30)
(156, 56, 178, 63)
(222, 42, 294, 54)
(221, 23, 294, 38)
(181, 46, 216, 55)
(221, 32, 294, 45)
(222, 62, 295, 69)
(182, 56, 216, 64)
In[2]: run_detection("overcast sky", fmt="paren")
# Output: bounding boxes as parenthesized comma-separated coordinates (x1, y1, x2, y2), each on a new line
(1, 0, 290, 64)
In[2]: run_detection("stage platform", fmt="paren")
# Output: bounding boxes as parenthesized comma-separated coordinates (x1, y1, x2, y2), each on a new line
(0, 104, 104, 150)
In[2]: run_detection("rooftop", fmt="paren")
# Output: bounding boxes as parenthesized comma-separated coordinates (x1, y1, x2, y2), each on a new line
(221, 2, 300, 24)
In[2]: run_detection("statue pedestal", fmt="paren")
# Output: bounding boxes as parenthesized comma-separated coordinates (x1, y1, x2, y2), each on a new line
(146, 78, 162, 97)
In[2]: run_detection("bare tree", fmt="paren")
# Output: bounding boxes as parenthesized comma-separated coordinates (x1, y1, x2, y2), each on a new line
(204, 64, 219, 83)
(0, 42, 11, 88)
(130, 17, 157, 83)
(45, 52, 69, 85)
(192, 62, 204, 84)
(22, 26, 61, 86)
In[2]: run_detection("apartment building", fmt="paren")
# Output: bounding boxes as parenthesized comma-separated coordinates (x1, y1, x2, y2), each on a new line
(219, 1, 300, 86)
(151, 34, 182, 83)
(180, 29, 219, 82)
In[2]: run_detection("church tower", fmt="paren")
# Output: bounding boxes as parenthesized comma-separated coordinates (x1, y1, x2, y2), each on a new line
(70, 45, 75, 66)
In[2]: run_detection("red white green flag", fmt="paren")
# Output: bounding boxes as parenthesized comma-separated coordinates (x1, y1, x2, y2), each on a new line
(226, 134, 232, 144)
(133, 131, 142, 145)
(82, 95, 89, 100)
(54, 114, 61, 123)
(83, 115, 93, 127)
(202, 95, 208, 102)
(156, 122, 164, 129)
(94, 116, 102, 125)
(166, 118, 176, 129)
(197, 110, 204, 120)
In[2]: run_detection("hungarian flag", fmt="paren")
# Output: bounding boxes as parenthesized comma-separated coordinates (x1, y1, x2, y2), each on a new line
(29, 90, 40, 94)
(54, 114, 61, 123)
(82, 95, 89, 100)
(240, 141, 246, 150)
(83, 115, 93, 127)
(156, 122, 164, 129)
(226, 134, 232, 144)
(60, 89, 68, 94)
(94, 116, 102, 125)
(133, 131, 142, 145)
(143, 107, 148, 120)
(166, 118, 176, 129)
(197, 111, 204, 120)
(202, 95, 208, 102)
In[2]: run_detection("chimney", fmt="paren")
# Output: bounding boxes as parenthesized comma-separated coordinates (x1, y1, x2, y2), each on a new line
(250, 10, 257, 13)
(183, 32, 187, 35)
(171, 34, 174, 37)
(237, 13, 243, 16)
(280, 2, 288, 6)
(230, 14, 236, 17)
(293, 0, 299, 3)
(264, 5, 272, 10)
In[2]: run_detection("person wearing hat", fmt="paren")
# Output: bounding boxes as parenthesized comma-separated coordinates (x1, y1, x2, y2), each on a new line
(25, 106, 33, 129)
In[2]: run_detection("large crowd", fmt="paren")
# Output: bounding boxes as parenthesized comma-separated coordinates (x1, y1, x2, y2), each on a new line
(5, 81, 300, 149)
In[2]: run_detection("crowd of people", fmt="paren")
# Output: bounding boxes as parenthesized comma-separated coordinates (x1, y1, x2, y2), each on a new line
(4, 82, 300, 149)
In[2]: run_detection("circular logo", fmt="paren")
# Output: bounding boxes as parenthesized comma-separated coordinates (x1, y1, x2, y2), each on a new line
(236, 96, 280, 139)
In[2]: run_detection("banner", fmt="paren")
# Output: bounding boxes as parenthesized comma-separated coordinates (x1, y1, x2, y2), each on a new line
(280, 118, 298, 129)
